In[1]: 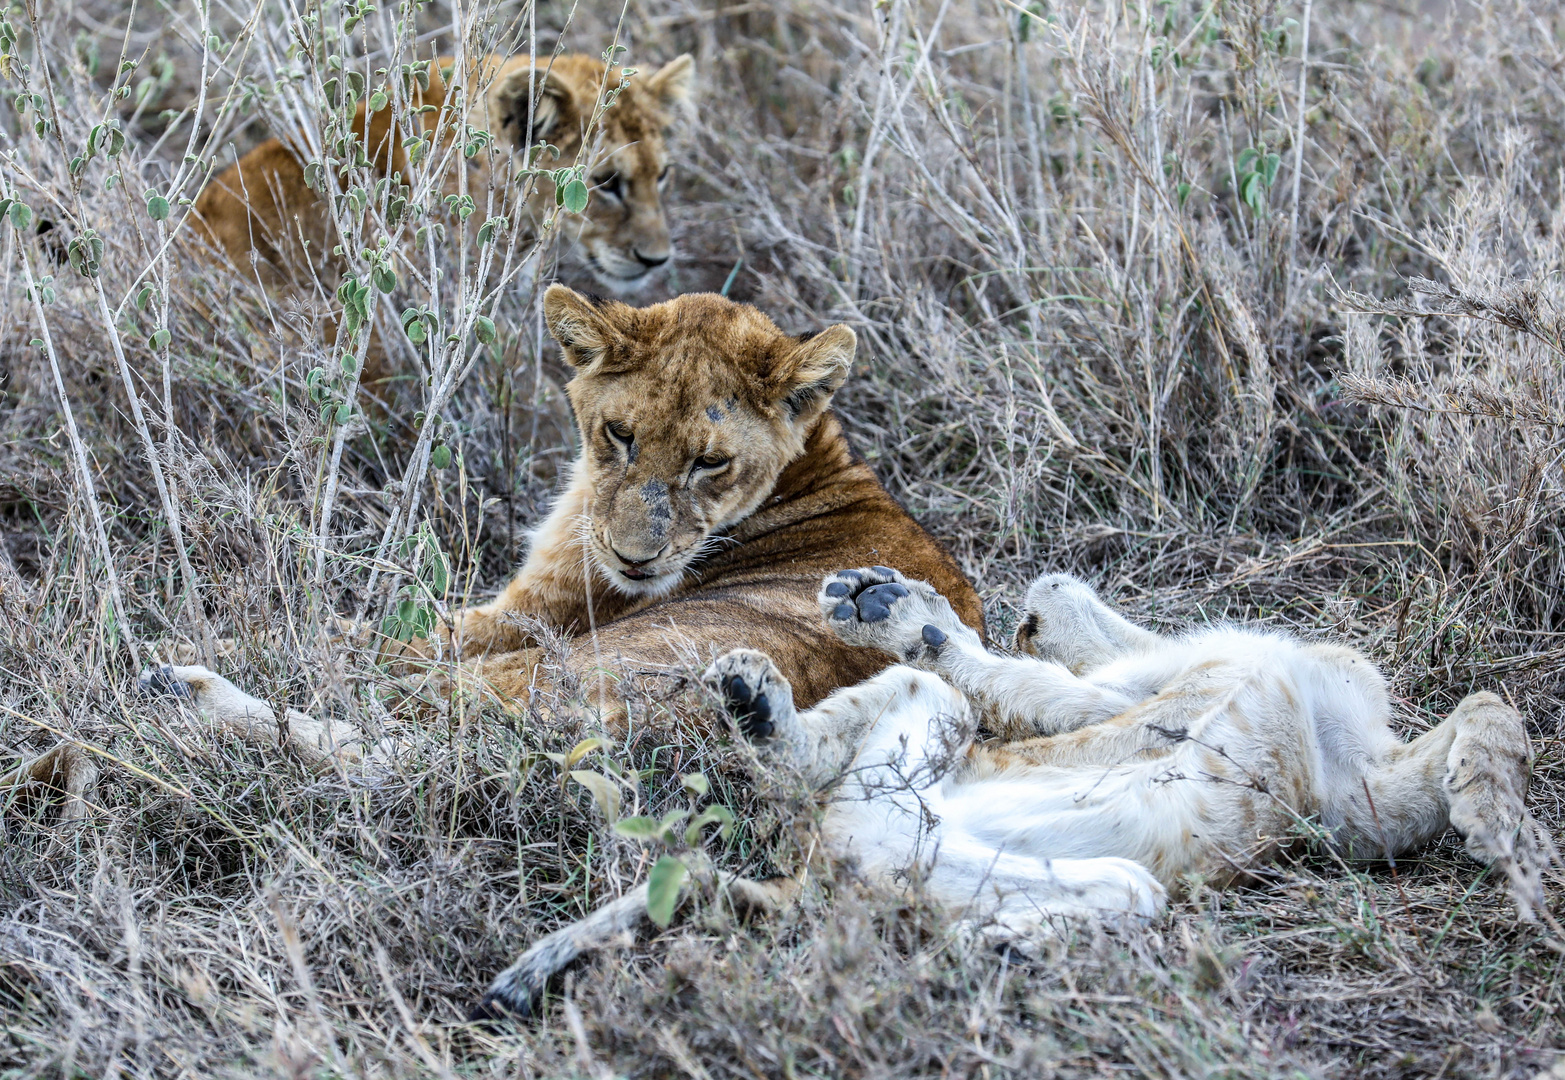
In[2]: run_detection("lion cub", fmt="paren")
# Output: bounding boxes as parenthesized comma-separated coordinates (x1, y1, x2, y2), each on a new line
(36, 287, 981, 793)
(475, 567, 1544, 1019)
(191, 53, 694, 296)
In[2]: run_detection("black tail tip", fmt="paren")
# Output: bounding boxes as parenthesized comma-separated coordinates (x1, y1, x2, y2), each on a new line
(468, 990, 534, 1026)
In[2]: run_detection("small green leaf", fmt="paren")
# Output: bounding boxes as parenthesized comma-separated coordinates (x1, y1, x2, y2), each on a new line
(646, 855, 687, 929)
(369, 90, 388, 112)
(561, 178, 589, 214)
(335, 402, 352, 425)
(341, 353, 358, 375)
(145, 194, 170, 220)
(473, 315, 496, 344)
(406, 320, 426, 344)
(149, 328, 171, 350)
(680, 772, 709, 798)
(613, 815, 663, 841)
(373, 265, 397, 292)
(569, 769, 622, 823)
(658, 809, 691, 840)
(1241, 172, 1265, 214)
(430, 443, 451, 469)
(567, 737, 607, 767)
(426, 550, 449, 594)
(136, 285, 154, 309)
(9, 201, 31, 229)
(684, 804, 735, 846)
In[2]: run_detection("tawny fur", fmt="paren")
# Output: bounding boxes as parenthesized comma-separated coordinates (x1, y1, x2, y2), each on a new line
(474, 566, 1546, 1020)
(14, 289, 982, 815)
(189, 52, 694, 371)
(395, 284, 983, 717)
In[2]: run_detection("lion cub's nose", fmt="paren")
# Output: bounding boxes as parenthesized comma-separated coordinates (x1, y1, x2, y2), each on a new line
(612, 544, 667, 569)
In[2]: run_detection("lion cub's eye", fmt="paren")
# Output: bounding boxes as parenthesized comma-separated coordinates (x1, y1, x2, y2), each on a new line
(693, 453, 729, 472)
(594, 172, 623, 199)
(606, 421, 634, 446)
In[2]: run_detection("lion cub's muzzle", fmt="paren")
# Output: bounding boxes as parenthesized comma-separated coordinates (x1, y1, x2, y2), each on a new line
(589, 245, 673, 291)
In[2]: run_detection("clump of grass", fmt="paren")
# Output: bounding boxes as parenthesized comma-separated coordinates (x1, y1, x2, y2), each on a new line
(1, 0, 1562, 1076)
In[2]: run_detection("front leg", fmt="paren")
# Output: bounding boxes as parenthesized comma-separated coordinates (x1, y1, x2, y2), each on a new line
(442, 462, 646, 658)
(137, 666, 384, 772)
(820, 567, 1135, 740)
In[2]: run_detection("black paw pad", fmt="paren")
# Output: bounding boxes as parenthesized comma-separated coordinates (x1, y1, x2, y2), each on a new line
(139, 666, 192, 699)
(832, 602, 856, 622)
(720, 674, 774, 740)
(921, 624, 947, 648)
(824, 581, 851, 598)
(870, 565, 898, 578)
(721, 673, 752, 706)
(837, 569, 864, 584)
(855, 582, 909, 622)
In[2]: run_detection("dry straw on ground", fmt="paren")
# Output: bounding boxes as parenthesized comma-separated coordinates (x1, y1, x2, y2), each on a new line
(0, 0, 1562, 1076)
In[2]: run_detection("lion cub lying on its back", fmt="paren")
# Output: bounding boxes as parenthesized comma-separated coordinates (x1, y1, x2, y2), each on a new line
(477, 567, 1544, 1018)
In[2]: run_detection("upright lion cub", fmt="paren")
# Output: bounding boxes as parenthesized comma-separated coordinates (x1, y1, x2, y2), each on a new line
(191, 53, 694, 296)
(421, 285, 983, 710)
(105, 288, 982, 771)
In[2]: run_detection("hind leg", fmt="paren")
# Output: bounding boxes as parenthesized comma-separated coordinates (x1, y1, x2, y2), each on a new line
(1334, 692, 1543, 914)
(929, 840, 1166, 951)
(0, 743, 100, 821)
(1013, 573, 1163, 673)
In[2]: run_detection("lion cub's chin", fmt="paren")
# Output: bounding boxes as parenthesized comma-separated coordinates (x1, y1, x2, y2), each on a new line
(586, 258, 663, 295)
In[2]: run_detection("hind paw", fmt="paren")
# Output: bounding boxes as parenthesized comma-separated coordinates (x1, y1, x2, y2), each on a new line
(703, 649, 797, 744)
(1445, 692, 1547, 918)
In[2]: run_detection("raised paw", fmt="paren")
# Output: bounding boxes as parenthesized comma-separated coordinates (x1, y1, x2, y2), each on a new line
(703, 649, 797, 743)
(1014, 572, 1157, 672)
(819, 566, 971, 664)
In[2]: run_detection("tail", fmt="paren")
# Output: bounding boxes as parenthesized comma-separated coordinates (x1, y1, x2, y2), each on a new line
(470, 860, 801, 1022)
(472, 884, 652, 1021)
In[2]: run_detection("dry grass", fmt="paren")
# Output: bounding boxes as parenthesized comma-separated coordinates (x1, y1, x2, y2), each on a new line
(1, 0, 1563, 1076)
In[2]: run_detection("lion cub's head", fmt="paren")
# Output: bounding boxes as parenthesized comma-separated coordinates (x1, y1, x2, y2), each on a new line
(545, 284, 856, 597)
(472, 54, 694, 292)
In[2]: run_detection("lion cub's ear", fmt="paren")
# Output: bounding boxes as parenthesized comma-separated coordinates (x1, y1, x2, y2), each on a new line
(544, 284, 627, 371)
(491, 66, 577, 149)
(770, 325, 855, 423)
(643, 54, 695, 112)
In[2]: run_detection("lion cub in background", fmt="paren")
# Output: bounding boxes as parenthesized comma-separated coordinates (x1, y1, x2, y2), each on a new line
(191, 52, 695, 297)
